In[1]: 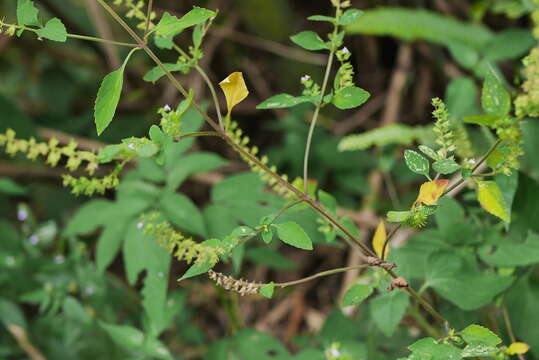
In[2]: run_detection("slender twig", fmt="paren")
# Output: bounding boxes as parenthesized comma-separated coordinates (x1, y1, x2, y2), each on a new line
(302, 5, 340, 195)
(94, 0, 448, 326)
(176, 131, 222, 141)
(275, 265, 368, 288)
(67, 33, 139, 47)
(144, 0, 153, 38)
(6, 324, 46, 360)
(502, 306, 526, 360)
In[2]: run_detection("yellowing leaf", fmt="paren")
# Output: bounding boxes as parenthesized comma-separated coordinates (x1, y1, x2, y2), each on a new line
(507, 342, 529, 355)
(373, 221, 387, 259)
(219, 72, 249, 115)
(414, 179, 449, 205)
(476, 180, 510, 222)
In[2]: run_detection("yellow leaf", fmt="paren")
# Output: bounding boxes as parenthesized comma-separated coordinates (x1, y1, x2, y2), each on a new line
(373, 221, 387, 259)
(414, 179, 449, 206)
(507, 342, 530, 355)
(476, 180, 510, 222)
(219, 72, 249, 115)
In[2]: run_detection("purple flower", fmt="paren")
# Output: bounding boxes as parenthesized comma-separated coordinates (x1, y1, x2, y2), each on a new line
(17, 209, 27, 221)
(29, 235, 39, 245)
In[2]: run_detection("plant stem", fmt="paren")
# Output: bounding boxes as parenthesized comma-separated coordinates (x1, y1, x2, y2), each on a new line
(144, 0, 153, 38)
(302, 9, 339, 195)
(502, 306, 526, 360)
(176, 131, 222, 140)
(275, 265, 368, 287)
(95, 0, 449, 327)
(66, 33, 139, 47)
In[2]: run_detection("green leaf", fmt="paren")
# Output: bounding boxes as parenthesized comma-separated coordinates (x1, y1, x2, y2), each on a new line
(432, 159, 461, 175)
(479, 232, 539, 267)
(0, 299, 26, 328)
(245, 247, 295, 270)
(404, 150, 430, 178)
(419, 145, 441, 161)
(100, 322, 144, 350)
(154, 7, 215, 38)
(332, 86, 370, 110)
(484, 29, 535, 62)
(290, 31, 328, 51)
(160, 192, 206, 237)
(387, 211, 411, 223)
(63, 297, 92, 325)
(460, 324, 501, 346)
(463, 113, 500, 126)
(448, 42, 479, 69)
(308, 15, 336, 23)
(166, 152, 227, 192)
(407, 338, 463, 360)
(143, 63, 189, 83)
(338, 9, 364, 25)
(482, 70, 511, 116)
(63, 200, 114, 236)
(346, 7, 492, 51)
(259, 283, 275, 299)
(256, 93, 317, 109)
(94, 48, 137, 135)
(370, 291, 409, 337)
(261, 227, 273, 244)
(338, 124, 426, 151)
(342, 284, 373, 306)
(476, 180, 510, 222)
(35, 18, 67, 42)
(272, 222, 313, 250)
(178, 262, 214, 281)
(96, 221, 127, 273)
(0, 177, 26, 195)
(17, 0, 40, 27)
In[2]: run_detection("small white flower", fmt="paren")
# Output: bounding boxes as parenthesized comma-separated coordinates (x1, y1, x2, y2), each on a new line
(128, 143, 136, 150)
(341, 47, 349, 54)
(137, 222, 144, 229)
(37, 37, 43, 41)
(330, 348, 341, 357)
(85, 286, 95, 296)
(54, 255, 65, 264)
(163, 104, 172, 112)
(467, 158, 476, 165)
(301, 75, 311, 82)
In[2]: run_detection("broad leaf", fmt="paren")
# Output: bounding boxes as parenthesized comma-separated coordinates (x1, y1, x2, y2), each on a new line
(507, 342, 530, 355)
(404, 150, 430, 178)
(332, 86, 370, 109)
(415, 180, 449, 205)
(17, 0, 40, 27)
(272, 222, 313, 250)
(178, 262, 214, 281)
(460, 324, 501, 346)
(256, 93, 317, 109)
(143, 63, 189, 83)
(370, 290, 409, 337)
(407, 338, 463, 360)
(219, 72, 249, 115)
(338, 9, 364, 26)
(100, 322, 144, 350)
(160, 192, 206, 237)
(342, 284, 373, 306)
(94, 48, 138, 135)
(35, 18, 67, 42)
(476, 180, 510, 222)
(482, 70, 511, 116)
(259, 283, 275, 299)
(290, 31, 328, 51)
(432, 159, 460, 174)
(0, 177, 26, 195)
(154, 7, 215, 38)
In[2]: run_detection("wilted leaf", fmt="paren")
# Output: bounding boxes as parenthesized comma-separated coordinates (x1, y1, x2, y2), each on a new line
(372, 220, 387, 259)
(415, 180, 449, 205)
(507, 342, 530, 355)
(219, 72, 249, 115)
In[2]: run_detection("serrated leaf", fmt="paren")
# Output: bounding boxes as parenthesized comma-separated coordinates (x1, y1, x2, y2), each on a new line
(482, 69, 511, 116)
(476, 180, 510, 222)
(507, 342, 529, 355)
(272, 222, 313, 250)
(35, 18, 67, 42)
(419, 145, 440, 160)
(338, 9, 364, 25)
(143, 63, 189, 83)
(94, 48, 137, 135)
(433, 159, 460, 174)
(17, 0, 40, 27)
(260, 283, 275, 299)
(415, 180, 449, 205)
(460, 324, 501, 346)
(370, 291, 409, 337)
(332, 86, 370, 110)
(160, 192, 206, 237)
(219, 72, 249, 115)
(290, 31, 328, 51)
(256, 93, 317, 109)
(404, 150, 430, 178)
(342, 284, 373, 306)
(154, 7, 215, 38)
(372, 220, 387, 259)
